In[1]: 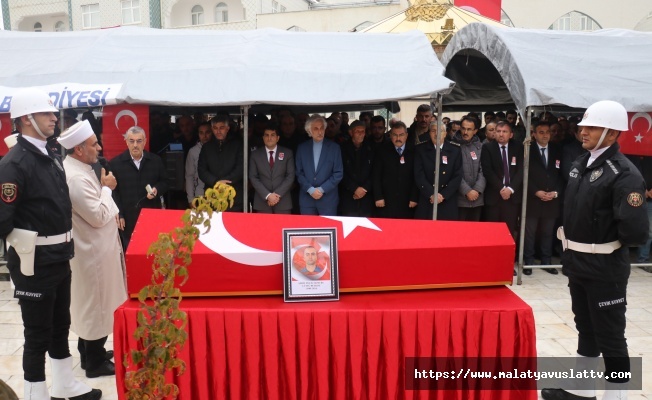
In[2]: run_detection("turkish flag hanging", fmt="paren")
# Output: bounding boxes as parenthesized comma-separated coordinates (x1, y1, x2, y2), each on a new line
(101, 104, 149, 160)
(454, 0, 502, 21)
(0, 113, 13, 156)
(618, 112, 652, 156)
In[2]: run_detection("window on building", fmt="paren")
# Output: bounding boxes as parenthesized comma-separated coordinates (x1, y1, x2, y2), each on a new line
(54, 21, 65, 31)
(81, 4, 100, 29)
(548, 11, 601, 32)
(122, 0, 141, 24)
(215, 3, 228, 23)
(34, 22, 42, 32)
(191, 5, 204, 25)
(272, 0, 278, 13)
(280, 5, 286, 12)
(500, 10, 514, 27)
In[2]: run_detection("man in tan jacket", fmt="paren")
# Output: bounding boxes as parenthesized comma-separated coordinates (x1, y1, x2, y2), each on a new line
(59, 120, 128, 379)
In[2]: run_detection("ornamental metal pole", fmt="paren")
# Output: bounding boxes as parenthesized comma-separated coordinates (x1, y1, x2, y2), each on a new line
(242, 105, 250, 212)
(431, 94, 443, 220)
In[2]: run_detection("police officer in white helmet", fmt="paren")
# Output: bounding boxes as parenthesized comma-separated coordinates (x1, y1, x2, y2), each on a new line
(0, 88, 101, 400)
(542, 101, 648, 400)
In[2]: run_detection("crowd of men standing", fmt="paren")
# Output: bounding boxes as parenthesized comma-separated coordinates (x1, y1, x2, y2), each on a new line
(145, 104, 611, 276)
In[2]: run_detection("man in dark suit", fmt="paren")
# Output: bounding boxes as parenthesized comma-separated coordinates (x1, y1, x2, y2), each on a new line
(480, 121, 524, 250)
(249, 123, 295, 214)
(110, 126, 168, 251)
(524, 121, 563, 275)
(295, 115, 343, 216)
(414, 121, 463, 220)
(198, 115, 244, 211)
(340, 120, 374, 217)
(373, 121, 419, 219)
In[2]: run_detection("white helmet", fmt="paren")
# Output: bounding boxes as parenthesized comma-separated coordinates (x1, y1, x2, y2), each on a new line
(10, 88, 58, 119)
(577, 100, 628, 132)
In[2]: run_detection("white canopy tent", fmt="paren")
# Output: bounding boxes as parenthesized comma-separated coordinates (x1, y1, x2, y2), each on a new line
(441, 24, 652, 283)
(0, 26, 455, 212)
(0, 26, 453, 109)
(440, 23, 652, 112)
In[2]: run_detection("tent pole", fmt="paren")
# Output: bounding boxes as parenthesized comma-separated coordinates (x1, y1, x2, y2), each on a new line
(242, 105, 250, 213)
(431, 95, 442, 220)
(517, 106, 534, 285)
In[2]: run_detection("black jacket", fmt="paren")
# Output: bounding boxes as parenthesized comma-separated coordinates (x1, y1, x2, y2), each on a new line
(414, 138, 463, 220)
(526, 143, 563, 219)
(480, 140, 524, 206)
(372, 142, 419, 219)
(110, 149, 168, 245)
(339, 140, 374, 217)
(0, 135, 74, 266)
(562, 143, 648, 282)
(197, 134, 244, 211)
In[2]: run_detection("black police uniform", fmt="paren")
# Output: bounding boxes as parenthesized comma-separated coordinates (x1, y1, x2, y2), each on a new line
(562, 142, 648, 383)
(0, 135, 74, 382)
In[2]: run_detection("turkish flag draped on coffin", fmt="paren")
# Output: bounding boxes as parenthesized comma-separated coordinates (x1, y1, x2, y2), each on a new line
(618, 112, 652, 156)
(101, 104, 149, 159)
(126, 210, 515, 296)
(0, 113, 12, 156)
(454, 0, 502, 21)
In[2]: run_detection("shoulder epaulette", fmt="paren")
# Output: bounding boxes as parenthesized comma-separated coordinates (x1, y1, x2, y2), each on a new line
(606, 159, 620, 175)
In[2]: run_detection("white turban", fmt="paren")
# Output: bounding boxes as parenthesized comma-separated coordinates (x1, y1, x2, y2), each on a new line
(58, 120, 95, 149)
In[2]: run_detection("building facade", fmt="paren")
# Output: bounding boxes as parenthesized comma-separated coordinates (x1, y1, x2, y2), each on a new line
(3, 0, 651, 33)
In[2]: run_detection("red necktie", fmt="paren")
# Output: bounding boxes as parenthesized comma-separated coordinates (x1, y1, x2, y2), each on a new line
(269, 151, 274, 169)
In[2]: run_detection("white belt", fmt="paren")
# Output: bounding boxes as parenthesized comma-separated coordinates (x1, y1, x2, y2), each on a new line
(557, 227, 621, 255)
(35, 230, 73, 246)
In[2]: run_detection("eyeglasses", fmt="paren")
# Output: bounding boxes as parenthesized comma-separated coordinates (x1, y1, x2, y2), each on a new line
(390, 132, 407, 138)
(127, 139, 144, 145)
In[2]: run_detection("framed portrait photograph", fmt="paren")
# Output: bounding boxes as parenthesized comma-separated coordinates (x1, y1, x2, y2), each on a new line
(282, 228, 339, 302)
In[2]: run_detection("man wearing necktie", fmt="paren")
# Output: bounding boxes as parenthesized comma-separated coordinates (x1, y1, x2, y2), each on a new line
(480, 121, 524, 261)
(372, 121, 419, 218)
(523, 121, 563, 275)
(249, 123, 295, 214)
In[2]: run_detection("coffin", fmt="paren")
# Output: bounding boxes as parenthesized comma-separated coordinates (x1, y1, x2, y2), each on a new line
(126, 210, 514, 296)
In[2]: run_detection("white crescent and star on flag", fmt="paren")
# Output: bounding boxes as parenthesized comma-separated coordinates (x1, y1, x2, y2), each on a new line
(630, 112, 652, 143)
(115, 109, 138, 129)
(198, 213, 381, 267)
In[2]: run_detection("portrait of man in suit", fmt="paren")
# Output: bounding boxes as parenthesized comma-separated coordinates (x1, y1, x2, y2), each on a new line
(295, 115, 343, 216)
(249, 122, 295, 214)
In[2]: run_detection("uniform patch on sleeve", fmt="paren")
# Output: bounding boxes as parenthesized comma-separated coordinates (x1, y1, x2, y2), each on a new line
(627, 192, 644, 207)
(1, 183, 17, 203)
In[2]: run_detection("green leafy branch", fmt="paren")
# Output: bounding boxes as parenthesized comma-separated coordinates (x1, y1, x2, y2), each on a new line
(123, 182, 236, 400)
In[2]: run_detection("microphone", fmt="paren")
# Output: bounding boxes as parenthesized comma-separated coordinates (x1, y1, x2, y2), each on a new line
(98, 156, 111, 173)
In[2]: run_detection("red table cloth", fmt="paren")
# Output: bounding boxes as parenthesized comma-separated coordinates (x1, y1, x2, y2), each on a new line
(114, 287, 537, 399)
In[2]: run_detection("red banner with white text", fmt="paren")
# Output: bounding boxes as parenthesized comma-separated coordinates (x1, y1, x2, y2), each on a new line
(454, 0, 502, 21)
(618, 112, 652, 156)
(0, 113, 13, 156)
(101, 104, 149, 159)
